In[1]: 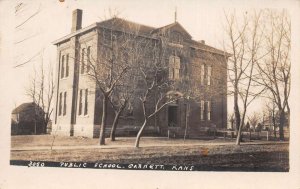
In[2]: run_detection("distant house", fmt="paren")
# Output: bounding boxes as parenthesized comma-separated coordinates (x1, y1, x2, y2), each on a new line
(262, 111, 289, 131)
(11, 102, 46, 135)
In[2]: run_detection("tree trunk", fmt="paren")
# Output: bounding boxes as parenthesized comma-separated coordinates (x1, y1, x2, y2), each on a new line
(234, 90, 241, 135)
(236, 126, 242, 145)
(135, 119, 147, 148)
(272, 114, 277, 140)
(236, 114, 246, 145)
(110, 109, 122, 141)
(99, 95, 108, 145)
(279, 109, 285, 141)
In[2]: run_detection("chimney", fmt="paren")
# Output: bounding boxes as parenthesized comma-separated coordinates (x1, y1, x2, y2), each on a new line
(71, 9, 82, 32)
(199, 40, 205, 44)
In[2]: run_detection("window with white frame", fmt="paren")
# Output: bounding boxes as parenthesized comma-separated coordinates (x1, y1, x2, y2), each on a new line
(207, 101, 211, 120)
(200, 64, 204, 85)
(60, 54, 70, 79)
(169, 55, 180, 80)
(86, 47, 91, 72)
(84, 89, 88, 115)
(200, 100, 205, 120)
(61, 55, 65, 78)
(78, 89, 83, 115)
(66, 54, 69, 77)
(81, 48, 85, 74)
(58, 92, 62, 116)
(78, 89, 88, 116)
(63, 92, 67, 116)
(207, 65, 212, 86)
(80, 47, 91, 74)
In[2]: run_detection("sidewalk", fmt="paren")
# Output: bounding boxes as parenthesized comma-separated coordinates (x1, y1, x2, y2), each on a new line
(11, 140, 288, 151)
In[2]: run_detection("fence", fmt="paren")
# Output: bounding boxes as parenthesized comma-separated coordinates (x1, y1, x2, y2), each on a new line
(218, 130, 289, 141)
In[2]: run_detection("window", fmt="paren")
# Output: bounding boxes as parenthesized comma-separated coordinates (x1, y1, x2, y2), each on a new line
(207, 65, 212, 86)
(63, 92, 67, 116)
(207, 101, 211, 120)
(200, 64, 205, 85)
(169, 55, 180, 80)
(80, 47, 91, 74)
(81, 48, 85, 74)
(58, 92, 62, 116)
(66, 54, 69, 77)
(84, 89, 88, 115)
(78, 89, 83, 115)
(191, 48, 196, 57)
(86, 47, 91, 72)
(79, 89, 88, 116)
(60, 54, 69, 78)
(171, 31, 183, 44)
(61, 55, 65, 78)
(200, 100, 205, 120)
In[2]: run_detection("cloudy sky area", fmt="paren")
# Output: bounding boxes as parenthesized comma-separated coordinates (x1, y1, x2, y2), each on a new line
(1, 0, 298, 118)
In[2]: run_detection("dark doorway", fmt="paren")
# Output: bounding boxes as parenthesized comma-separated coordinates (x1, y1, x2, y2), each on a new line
(168, 106, 178, 127)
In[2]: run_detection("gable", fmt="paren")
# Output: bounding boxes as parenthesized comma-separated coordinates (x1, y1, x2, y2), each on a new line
(151, 22, 192, 40)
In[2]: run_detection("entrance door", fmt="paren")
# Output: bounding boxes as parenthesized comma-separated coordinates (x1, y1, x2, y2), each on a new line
(168, 106, 178, 127)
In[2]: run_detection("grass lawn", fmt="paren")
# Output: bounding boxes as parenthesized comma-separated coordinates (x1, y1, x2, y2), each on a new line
(10, 135, 289, 171)
(11, 135, 236, 148)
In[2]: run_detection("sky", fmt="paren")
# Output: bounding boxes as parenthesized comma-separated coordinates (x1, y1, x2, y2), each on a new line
(10, 0, 226, 105)
(0, 0, 298, 118)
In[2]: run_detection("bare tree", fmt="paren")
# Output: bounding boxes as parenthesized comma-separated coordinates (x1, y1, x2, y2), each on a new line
(25, 53, 55, 133)
(254, 10, 290, 141)
(224, 10, 266, 145)
(133, 36, 187, 148)
(228, 112, 235, 130)
(86, 17, 145, 145)
(264, 100, 278, 139)
(108, 79, 135, 141)
(248, 111, 260, 130)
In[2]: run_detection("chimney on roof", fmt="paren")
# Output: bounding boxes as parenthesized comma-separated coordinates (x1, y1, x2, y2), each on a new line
(199, 40, 205, 44)
(71, 9, 82, 32)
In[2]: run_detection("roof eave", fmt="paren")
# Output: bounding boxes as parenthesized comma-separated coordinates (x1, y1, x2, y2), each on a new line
(52, 23, 98, 45)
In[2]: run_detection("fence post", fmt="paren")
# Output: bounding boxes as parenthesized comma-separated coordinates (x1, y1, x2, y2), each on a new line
(267, 131, 269, 141)
(168, 130, 170, 139)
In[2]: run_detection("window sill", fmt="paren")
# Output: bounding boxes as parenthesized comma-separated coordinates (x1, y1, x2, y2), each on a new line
(78, 115, 89, 118)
